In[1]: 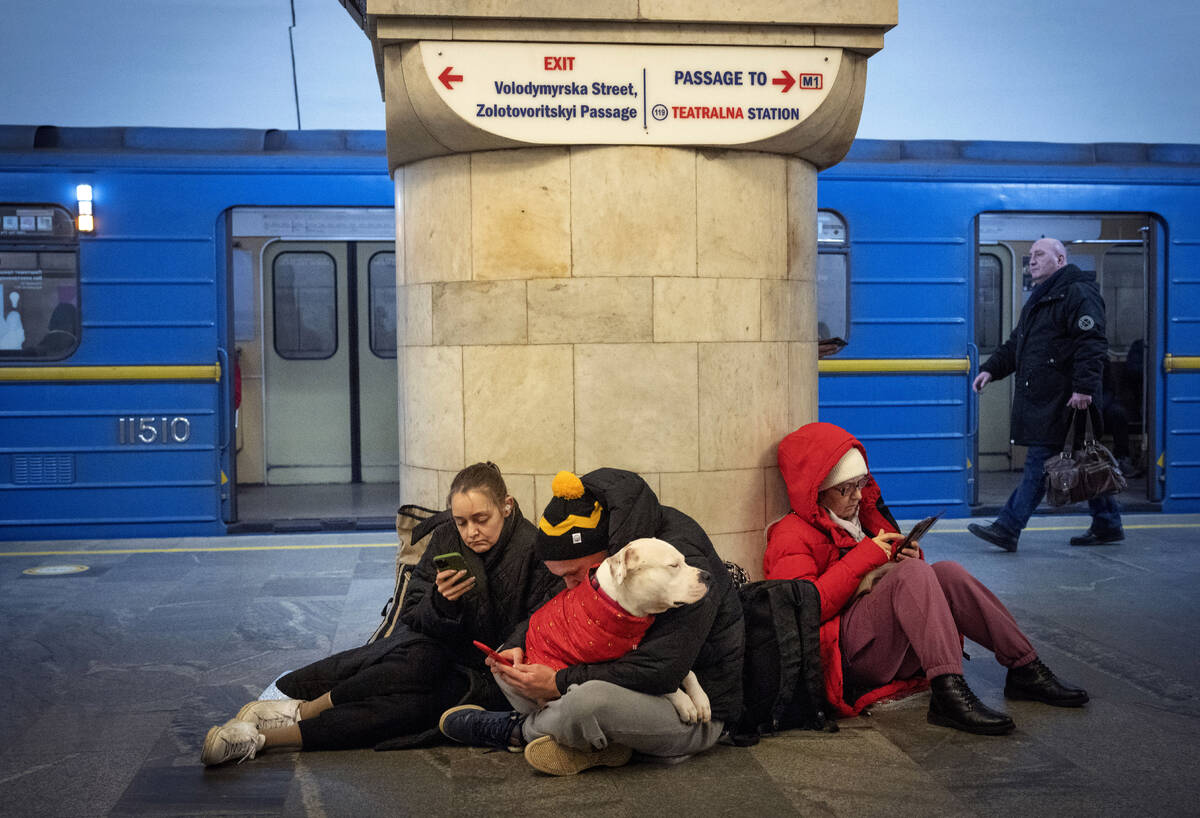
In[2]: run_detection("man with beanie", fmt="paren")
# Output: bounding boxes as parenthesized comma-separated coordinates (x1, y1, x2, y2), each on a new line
(439, 469, 744, 776)
(969, 237, 1123, 551)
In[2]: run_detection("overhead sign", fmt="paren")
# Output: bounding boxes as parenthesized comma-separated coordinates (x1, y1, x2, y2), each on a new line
(419, 41, 839, 145)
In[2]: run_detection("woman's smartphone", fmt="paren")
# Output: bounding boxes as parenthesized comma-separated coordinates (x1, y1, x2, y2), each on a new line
(432, 551, 474, 579)
(472, 640, 514, 666)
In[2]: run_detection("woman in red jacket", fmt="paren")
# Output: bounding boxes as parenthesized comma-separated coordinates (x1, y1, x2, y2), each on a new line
(764, 422, 1088, 735)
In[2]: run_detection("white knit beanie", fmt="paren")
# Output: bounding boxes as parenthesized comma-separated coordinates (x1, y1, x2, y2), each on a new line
(819, 447, 868, 490)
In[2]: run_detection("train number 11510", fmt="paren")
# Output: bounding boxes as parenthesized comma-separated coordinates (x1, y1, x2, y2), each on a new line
(117, 416, 192, 444)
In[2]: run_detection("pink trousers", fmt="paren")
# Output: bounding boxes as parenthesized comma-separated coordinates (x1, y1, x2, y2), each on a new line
(839, 559, 1037, 686)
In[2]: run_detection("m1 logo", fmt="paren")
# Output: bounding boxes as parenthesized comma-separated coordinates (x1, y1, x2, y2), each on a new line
(799, 73, 823, 90)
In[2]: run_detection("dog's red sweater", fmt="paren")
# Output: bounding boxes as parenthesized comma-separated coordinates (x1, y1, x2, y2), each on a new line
(524, 570, 654, 670)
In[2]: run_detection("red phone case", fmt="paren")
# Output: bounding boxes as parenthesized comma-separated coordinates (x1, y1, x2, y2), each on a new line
(472, 640, 514, 666)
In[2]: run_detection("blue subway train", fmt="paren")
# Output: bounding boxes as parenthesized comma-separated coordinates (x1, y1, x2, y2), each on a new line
(2, 127, 1198, 540)
(816, 141, 1200, 518)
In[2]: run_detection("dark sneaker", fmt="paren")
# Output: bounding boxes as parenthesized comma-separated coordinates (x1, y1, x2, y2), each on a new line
(968, 522, 1018, 552)
(439, 705, 524, 752)
(1005, 658, 1089, 706)
(1069, 529, 1124, 546)
(524, 735, 633, 775)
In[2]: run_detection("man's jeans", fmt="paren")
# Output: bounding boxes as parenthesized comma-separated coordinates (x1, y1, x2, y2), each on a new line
(995, 443, 1123, 538)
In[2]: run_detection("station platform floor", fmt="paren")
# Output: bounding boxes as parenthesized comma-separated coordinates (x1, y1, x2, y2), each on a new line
(3, 512, 1198, 817)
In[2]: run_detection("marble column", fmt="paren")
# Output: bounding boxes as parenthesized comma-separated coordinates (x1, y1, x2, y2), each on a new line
(352, 3, 894, 578)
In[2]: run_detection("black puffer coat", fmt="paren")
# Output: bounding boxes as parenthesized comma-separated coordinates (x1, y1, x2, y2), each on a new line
(517, 468, 745, 725)
(400, 502, 563, 672)
(980, 264, 1108, 446)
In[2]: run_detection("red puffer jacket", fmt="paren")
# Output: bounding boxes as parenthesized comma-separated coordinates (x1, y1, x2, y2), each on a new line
(763, 422, 927, 717)
(524, 571, 654, 670)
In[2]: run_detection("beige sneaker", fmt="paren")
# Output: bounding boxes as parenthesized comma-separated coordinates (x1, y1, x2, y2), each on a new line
(523, 735, 632, 776)
(236, 698, 302, 731)
(201, 719, 266, 766)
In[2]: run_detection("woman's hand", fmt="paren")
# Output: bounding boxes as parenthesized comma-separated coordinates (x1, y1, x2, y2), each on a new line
(893, 540, 921, 561)
(872, 529, 904, 560)
(491, 660, 561, 704)
(435, 568, 476, 602)
(855, 562, 895, 597)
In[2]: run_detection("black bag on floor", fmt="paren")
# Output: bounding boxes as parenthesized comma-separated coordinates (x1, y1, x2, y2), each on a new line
(367, 504, 450, 644)
(729, 578, 833, 746)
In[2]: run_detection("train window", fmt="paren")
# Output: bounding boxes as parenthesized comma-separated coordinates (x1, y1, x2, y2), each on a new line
(0, 203, 80, 361)
(232, 247, 255, 343)
(817, 211, 847, 245)
(817, 210, 849, 341)
(1101, 247, 1144, 354)
(368, 251, 396, 358)
(975, 252, 1003, 351)
(273, 251, 337, 359)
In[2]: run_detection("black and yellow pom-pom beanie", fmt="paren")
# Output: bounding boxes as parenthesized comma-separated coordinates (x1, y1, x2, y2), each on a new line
(535, 471, 609, 561)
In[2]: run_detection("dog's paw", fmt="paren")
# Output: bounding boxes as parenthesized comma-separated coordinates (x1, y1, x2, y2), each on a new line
(681, 671, 712, 723)
(665, 689, 699, 723)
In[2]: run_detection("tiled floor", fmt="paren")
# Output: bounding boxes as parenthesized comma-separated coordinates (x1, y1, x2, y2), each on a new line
(2, 514, 1197, 817)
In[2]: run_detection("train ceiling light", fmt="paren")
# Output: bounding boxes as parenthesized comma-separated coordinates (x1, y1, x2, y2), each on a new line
(76, 183, 94, 232)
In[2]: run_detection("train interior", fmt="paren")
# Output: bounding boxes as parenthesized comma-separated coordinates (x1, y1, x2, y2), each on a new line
(974, 212, 1157, 510)
(227, 208, 400, 532)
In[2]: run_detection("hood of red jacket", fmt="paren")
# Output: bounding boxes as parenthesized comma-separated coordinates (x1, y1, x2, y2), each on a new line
(778, 422, 880, 526)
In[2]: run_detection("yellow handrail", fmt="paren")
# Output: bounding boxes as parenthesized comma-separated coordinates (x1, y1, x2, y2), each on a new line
(1162, 355, 1200, 372)
(0, 364, 222, 382)
(818, 358, 970, 374)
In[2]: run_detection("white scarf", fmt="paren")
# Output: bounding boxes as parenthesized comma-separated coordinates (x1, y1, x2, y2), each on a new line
(823, 505, 865, 542)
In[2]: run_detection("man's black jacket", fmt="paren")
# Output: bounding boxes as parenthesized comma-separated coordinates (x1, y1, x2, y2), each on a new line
(511, 468, 746, 725)
(981, 264, 1109, 446)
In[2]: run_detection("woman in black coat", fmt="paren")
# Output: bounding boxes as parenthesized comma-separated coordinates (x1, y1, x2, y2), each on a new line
(202, 463, 562, 766)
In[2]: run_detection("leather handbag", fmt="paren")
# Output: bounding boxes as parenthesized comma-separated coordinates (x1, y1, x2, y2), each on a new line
(1043, 408, 1127, 506)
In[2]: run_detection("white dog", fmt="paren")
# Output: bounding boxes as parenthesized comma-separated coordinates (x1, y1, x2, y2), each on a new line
(594, 537, 713, 724)
(523, 537, 714, 722)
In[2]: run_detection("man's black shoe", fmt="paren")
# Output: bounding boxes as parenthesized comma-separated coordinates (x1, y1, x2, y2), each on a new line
(927, 674, 1015, 735)
(1070, 529, 1124, 546)
(968, 522, 1018, 552)
(1005, 658, 1089, 707)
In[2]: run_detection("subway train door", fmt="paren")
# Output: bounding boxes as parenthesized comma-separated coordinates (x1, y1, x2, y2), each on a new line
(972, 214, 1158, 508)
(261, 240, 397, 485)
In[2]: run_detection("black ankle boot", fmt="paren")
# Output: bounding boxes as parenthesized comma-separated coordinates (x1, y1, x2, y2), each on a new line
(1005, 658, 1089, 707)
(927, 674, 1015, 735)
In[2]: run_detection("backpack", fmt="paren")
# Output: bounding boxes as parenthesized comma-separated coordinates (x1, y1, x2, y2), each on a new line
(367, 504, 450, 644)
(729, 578, 834, 745)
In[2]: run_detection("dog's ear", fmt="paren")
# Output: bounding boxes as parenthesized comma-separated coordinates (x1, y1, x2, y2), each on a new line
(611, 541, 642, 586)
(609, 547, 628, 586)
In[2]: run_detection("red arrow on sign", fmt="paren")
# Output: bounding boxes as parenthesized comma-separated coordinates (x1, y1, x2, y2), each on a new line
(439, 66, 463, 89)
(772, 70, 795, 93)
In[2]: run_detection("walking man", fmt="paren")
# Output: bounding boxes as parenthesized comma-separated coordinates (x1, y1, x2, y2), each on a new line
(969, 237, 1123, 551)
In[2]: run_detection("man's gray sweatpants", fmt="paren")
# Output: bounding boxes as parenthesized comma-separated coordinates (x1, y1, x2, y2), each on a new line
(498, 678, 723, 759)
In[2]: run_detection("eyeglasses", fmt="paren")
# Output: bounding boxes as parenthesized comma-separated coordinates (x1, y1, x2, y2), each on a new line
(830, 476, 870, 497)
